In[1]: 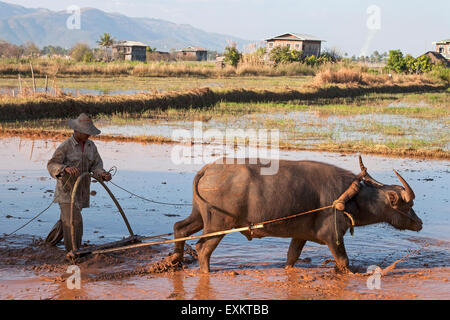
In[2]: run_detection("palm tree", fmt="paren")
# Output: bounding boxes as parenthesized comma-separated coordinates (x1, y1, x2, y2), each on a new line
(97, 33, 115, 61)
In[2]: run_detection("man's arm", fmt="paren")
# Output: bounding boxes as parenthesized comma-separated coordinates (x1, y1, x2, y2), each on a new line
(90, 145, 111, 181)
(47, 144, 67, 180)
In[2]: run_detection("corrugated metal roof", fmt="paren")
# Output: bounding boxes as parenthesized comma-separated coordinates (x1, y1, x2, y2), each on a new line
(114, 40, 147, 47)
(265, 33, 324, 42)
(180, 46, 207, 52)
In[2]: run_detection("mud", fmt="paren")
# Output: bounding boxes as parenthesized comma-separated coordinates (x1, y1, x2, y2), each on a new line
(0, 137, 449, 299)
(1, 235, 448, 300)
(0, 234, 200, 283)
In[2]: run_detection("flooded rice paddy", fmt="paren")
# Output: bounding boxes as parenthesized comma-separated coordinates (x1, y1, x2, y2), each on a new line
(2, 94, 448, 153)
(97, 109, 449, 150)
(0, 137, 449, 299)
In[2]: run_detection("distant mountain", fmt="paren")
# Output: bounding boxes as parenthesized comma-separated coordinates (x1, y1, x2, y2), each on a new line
(0, 1, 251, 51)
(0, 1, 40, 20)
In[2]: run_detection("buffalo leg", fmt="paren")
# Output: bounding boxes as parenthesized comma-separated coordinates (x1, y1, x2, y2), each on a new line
(196, 235, 224, 273)
(285, 238, 307, 268)
(170, 208, 203, 263)
(326, 240, 350, 272)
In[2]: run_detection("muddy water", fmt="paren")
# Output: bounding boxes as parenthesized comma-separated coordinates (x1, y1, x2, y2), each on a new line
(0, 137, 449, 299)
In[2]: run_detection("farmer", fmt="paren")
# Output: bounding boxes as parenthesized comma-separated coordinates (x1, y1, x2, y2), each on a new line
(45, 113, 112, 252)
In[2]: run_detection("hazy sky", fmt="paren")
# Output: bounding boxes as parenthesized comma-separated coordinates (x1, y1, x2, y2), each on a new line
(4, 0, 450, 56)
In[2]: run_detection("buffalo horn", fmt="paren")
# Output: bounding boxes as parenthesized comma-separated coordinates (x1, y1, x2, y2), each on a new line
(393, 170, 415, 203)
(358, 155, 384, 187)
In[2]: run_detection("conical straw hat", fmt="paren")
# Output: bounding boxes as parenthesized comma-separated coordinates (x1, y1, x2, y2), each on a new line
(68, 113, 101, 135)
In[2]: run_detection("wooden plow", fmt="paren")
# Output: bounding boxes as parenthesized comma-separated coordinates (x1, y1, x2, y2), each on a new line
(67, 173, 265, 260)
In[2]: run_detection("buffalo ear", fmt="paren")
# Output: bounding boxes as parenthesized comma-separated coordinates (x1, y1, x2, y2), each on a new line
(387, 191, 399, 206)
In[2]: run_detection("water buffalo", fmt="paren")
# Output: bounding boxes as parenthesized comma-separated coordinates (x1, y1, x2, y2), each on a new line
(171, 156, 422, 273)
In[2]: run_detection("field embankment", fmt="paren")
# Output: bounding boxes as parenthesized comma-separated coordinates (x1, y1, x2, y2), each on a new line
(0, 82, 447, 121)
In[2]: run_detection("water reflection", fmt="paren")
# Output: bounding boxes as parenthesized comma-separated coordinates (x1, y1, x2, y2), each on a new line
(194, 274, 215, 300)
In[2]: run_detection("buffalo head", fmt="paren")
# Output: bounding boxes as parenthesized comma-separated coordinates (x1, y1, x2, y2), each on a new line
(358, 156, 423, 232)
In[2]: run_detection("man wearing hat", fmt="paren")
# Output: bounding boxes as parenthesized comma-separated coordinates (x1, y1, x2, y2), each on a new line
(45, 113, 112, 252)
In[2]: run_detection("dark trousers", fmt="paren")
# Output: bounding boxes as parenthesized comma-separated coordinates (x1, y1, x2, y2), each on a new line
(45, 203, 83, 252)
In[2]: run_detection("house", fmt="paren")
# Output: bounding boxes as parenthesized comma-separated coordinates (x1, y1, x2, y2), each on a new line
(422, 51, 450, 67)
(176, 46, 208, 61)
(265, 33, 324, 57)
(434, 39, 450, 60)
(112, 41, 147, 62)
(215, 56, 225, 68)
(147, 51, 171, 61)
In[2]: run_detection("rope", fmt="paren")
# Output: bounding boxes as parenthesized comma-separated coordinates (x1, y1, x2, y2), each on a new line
(258, 205, 333, 225)
(76, 204, 356, 256)
(252, 204, 354, 231)
(4, 201, 54, 237)
(4, 171, 76, 237)
(333, 206, 339, 245)
(108, 181, 192, 207)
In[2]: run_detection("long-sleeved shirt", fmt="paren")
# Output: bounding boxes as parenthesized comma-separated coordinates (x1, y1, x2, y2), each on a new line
(47, 135, 106, 208)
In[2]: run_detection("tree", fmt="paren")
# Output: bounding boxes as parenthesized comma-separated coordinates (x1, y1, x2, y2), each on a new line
(96, 33, 115, 61)
(269, 46, 308, 64)
(255, 47, 266, 59)
(269, 46, 291, 64)
(290, 50, 303, 62)
(22, 41, 40, 57)
(0, 40, 22, 58)
(70, 43, 93, 62)
(413, 55, 432, 74)
(42, 45, 68, 56)
(322, 47, 342, 61)
(386, 50, 432, 74)
(386, 50, 407, 73)
(224, 46, 241, 67)
(404, 54, 416, 74)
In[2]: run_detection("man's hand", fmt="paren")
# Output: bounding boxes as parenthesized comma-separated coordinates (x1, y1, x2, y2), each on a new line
(64, 166, 80, 176)
(101, 171, 112, 181)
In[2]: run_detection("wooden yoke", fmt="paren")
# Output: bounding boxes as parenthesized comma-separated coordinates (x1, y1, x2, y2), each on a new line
(333, 180, 361, 211)
(333, 157, 368, 211)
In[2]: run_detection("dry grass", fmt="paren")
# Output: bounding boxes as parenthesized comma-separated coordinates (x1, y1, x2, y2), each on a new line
(0, 127, 175, 144)
(314, 141, 449, 160)
(315, 67, 364, 84)
(0, 59, 318, 78)
(315, 67, 437, 87)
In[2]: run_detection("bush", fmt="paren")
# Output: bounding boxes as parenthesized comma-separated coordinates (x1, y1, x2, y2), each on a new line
(386, 50, 407, 73)
(224, 46, 241, 67)
(305, 55, 318, 66)
(70, 43, 93, 62)
(413, 55, 432, 74)
(269, 46, 303, 64)
(428, 65, 450, 85)
(386, 50, 432, 74)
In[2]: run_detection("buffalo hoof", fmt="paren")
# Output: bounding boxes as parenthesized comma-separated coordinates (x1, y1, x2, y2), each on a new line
(168, 252, 183, 264)
(334, 265, 353, 275)
(284, 265, 295, 270)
